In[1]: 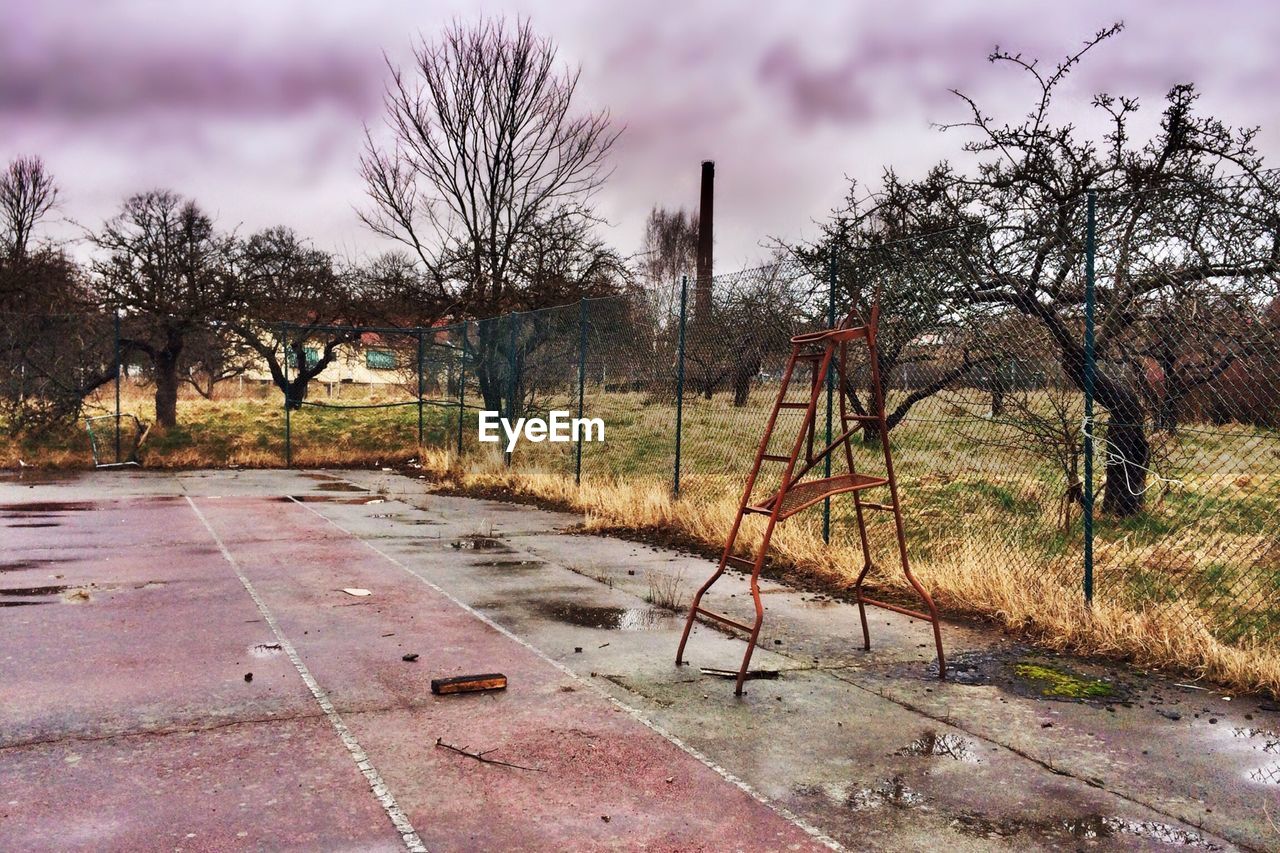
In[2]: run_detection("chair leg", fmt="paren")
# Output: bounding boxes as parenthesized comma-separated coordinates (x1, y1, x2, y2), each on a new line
(734, 577, 766, 696)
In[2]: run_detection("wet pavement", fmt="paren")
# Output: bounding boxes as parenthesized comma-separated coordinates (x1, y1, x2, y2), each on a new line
(1, 467, 1276, 851)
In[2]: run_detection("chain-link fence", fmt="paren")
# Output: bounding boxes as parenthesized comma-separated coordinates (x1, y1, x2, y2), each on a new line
(2, 182, 1277, 663)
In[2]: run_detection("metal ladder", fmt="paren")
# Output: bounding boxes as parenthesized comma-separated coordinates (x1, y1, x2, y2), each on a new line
(674, 301, 946, 695)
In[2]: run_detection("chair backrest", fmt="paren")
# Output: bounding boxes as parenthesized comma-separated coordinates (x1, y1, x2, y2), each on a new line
(837, 282, 881, 336)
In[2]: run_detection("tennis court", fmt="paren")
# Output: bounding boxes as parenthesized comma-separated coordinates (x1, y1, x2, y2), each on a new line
(1, 469, 1268, 851)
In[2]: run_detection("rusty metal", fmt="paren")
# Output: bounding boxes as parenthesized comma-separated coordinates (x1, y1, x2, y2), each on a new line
(675, 299, 946, 695)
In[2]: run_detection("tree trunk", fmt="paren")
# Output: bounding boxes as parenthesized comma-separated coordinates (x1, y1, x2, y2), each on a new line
(732, 358, 758, 407)
(154, 351, 179, 429)
(1099, 386, 1150, 517)
(284, 375, 310, 410)
(1154, 346, 1179, 432)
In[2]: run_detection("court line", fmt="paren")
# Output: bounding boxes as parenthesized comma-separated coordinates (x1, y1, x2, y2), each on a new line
(185, 496, 427, 853)
(288, 494, 844, 851)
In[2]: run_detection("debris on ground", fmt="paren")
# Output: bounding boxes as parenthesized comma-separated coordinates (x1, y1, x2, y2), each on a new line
(244, 672, 253, 682)
(700, 667, 779, 680)
(341, 588, 372, 597)
(434, 737, 544, 772)
(431, 673, 507, 695)
(402, 653, 419, 662)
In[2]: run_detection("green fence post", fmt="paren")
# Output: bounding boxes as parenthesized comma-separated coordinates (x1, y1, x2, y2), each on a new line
(823, 256, 836, 544)
(673, 275, 689, 497)
(416, 330, 425, 448)
(456, 325, 468, 458)
(575, 300, 589, 485)
(1083, 190, 1097, 605)
(506, 313, 519, 468)
(113, 309, 122, 464)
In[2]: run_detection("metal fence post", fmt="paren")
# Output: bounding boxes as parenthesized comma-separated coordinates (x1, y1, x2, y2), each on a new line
(113, 309, 122, 464)
(672, 276, 689, 497)
(456, 325, 468, 458)
(575, 299, 589, 485)
(1083, 190, 1097, 605)
(823, 256, 836, 544)
(506, 313, 519, 468)
(416, 329, 425, 447)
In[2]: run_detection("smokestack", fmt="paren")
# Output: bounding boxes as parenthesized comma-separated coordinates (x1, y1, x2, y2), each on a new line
(695, 160, 714, 319)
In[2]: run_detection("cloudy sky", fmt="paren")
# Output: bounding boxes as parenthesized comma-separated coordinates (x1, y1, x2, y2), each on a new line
(5, 0, 1280, 270)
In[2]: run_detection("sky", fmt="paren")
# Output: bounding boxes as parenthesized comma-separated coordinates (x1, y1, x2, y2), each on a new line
(5, 0, 1280, 272)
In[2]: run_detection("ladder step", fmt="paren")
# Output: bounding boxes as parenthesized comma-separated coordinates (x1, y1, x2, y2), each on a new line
(694, 607, 756, 633)
(843, 414, 881, 423)
(724, 555, 757, 571)
(859, 502, 896, 511)
(777, 402, 811, 410)
(752, 473, 889, 520)
(761, 454, 790, 463)
(858, 596, 936, 623)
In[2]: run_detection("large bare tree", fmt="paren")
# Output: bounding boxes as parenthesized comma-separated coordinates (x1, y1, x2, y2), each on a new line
(227, 227, 363, 409)
(93, 191, 236, 428)
(936, 23, 1280, 515)
(360, 17, 621, 411)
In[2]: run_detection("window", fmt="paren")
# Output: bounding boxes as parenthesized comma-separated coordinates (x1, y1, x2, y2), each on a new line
(286, 347, 320, 369)
(366, 348, 397, 370)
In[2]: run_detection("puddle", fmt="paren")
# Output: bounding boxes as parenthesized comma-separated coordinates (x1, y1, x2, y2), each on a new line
(1228, 726, 1280, 754)
(1250, 764, 1280, 784)
(0, 585, 69, 596)
(533, 600, 674, 631)
(473, 559, 543, 570)
(280, 495, 385, 505)
(953, 813, 1218, 848)
(250, 642, 284, 658)
(0, 601, 50, 607)
(450, 536, 510, 551)
(896, 731, 981, 763)
(410, 519, 442, 526)
(6, 522, 60, 528)
(1225, 726, 1280, 785)
(312, 482, 368, 493)
(800, 777, 926, 813)
(0, 501, 95, 512)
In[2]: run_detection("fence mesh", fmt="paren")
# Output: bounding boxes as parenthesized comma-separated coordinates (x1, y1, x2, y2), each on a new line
(3, 180, 1278, 659)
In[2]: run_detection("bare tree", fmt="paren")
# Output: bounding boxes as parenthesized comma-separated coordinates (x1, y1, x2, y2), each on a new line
(228, 227, 363, 409)
(934, 23, 1280, 515)
(182, 323, 255, 400)
(0, 156, 58, 261)
(360, 16, 621, 411)
(93, 190, 235, 428)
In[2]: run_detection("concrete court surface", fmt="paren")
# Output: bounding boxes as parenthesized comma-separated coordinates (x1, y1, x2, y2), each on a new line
(0, 468, 1274, 852)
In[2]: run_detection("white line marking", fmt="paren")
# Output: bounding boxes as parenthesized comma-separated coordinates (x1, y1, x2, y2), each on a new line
(185, 496, 427, 853)
(288, 494, 844, 851)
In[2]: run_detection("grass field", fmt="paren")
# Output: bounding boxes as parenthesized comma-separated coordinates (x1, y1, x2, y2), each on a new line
(5, 379, 1279, 697)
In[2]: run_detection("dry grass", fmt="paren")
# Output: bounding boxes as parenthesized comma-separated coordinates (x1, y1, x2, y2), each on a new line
(414, 446, 1280, 698)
